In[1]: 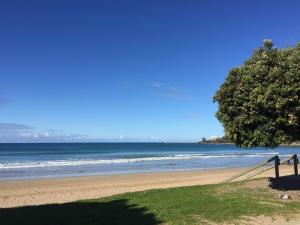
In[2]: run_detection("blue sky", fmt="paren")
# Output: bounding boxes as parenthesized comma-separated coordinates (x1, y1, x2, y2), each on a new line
(0, 0, 300, 142)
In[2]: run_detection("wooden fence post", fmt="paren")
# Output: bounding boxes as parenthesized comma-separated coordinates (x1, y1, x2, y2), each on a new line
(293, 154, 298, 176)
(274, 155, 280, 178)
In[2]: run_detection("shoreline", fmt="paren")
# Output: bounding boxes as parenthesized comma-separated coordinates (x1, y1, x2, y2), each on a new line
(0, 165, 296, 208)
(0, 166, 231, 182)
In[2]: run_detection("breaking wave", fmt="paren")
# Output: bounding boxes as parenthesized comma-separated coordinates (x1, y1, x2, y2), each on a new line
(0, 152, 281, 169)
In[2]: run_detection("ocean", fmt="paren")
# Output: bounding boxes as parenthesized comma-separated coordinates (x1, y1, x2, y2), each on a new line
(0, 143, 300, 180)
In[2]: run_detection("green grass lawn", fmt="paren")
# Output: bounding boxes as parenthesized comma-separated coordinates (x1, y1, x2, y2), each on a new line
(1, 178, 300, 225)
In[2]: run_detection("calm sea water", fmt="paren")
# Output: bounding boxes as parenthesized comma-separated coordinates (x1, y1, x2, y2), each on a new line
(0, 143, 300, 180)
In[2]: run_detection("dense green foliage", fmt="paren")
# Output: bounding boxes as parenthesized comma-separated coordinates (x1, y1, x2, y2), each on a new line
(214, 40, 300, 148)
(200, 136, 232, 144)
(1, 179, 300, 225)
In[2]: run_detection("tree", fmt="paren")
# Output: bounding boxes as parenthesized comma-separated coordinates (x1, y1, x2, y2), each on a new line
(213, 40, 300, 148)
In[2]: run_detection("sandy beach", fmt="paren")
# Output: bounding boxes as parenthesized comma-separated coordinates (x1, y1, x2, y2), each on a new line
(0, 166, 296, 208)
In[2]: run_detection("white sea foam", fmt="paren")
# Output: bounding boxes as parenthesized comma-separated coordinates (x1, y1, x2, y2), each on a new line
(0, 152, 281, 169)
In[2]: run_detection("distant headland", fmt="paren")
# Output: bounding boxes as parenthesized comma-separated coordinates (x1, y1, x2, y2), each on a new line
(199, 136, 300, 146)
(199, 136, 232, 144)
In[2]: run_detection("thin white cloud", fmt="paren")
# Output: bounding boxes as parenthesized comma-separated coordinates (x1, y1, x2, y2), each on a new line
(0, 122, 90, 143)
(119, 80, 133, 88)
(0, 123, 167, 143)
(148, 81, 193, 100)
(149, 81, 163, 88)
(161, 88, 192, 100)
(119, 80, 192, 100)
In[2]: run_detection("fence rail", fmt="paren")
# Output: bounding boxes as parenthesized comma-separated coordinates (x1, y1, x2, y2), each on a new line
(222, 154, 298, 183)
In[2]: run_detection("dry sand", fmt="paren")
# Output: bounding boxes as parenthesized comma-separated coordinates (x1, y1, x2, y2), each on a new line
(0, 166, 297, 208)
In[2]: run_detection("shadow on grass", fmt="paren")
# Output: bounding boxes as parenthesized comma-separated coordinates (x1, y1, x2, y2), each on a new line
(0, 199, 162, 225)
(269, 175, 300, 191)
